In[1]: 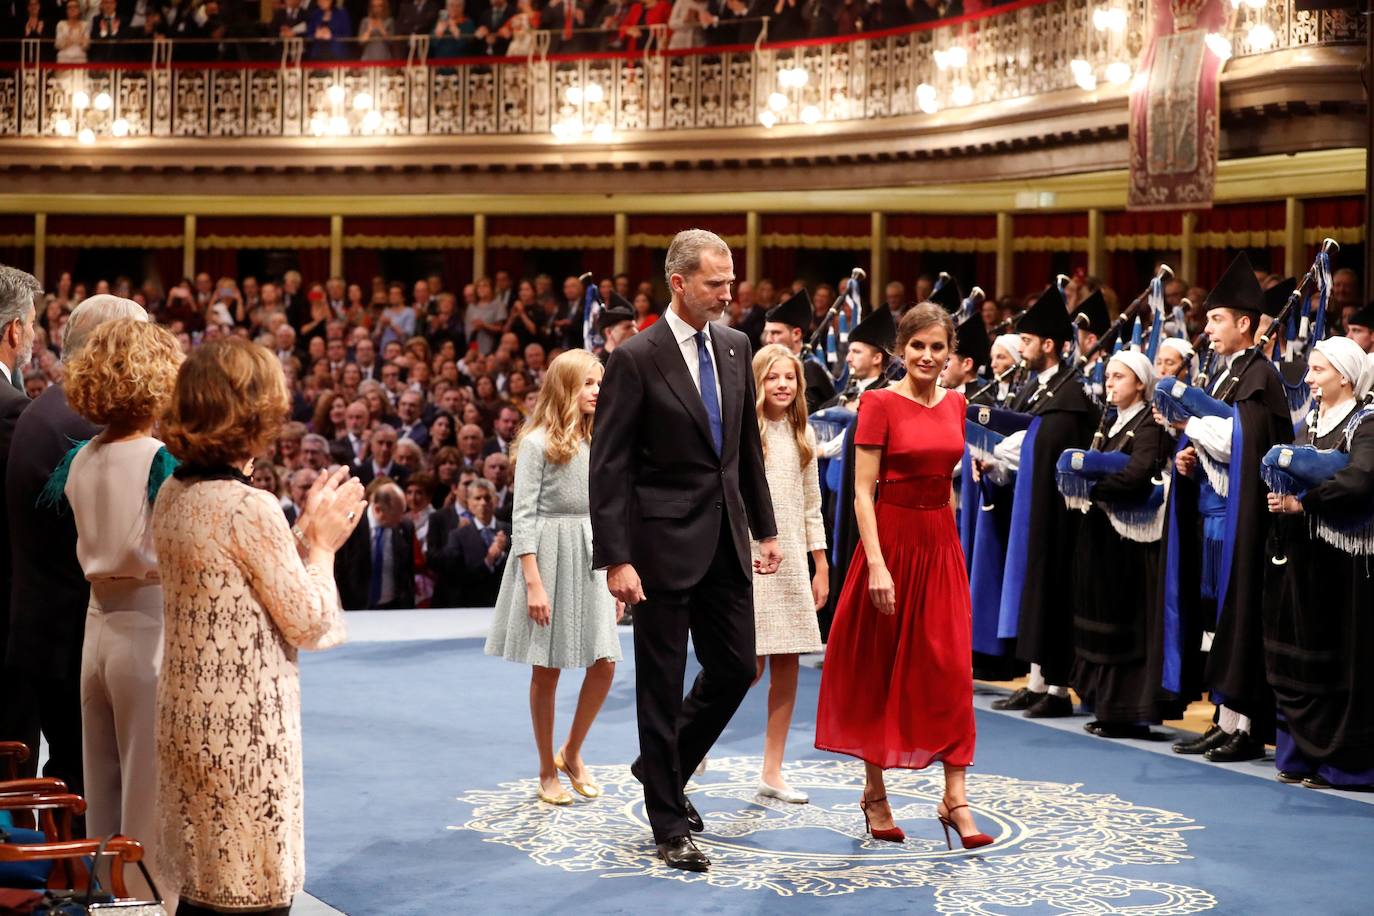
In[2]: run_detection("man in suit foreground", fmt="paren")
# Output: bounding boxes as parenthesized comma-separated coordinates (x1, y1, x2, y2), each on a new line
(5, 294, 145, 797)
(361, 482, 418, 610)
(591, 230, 781, 872)
(447, 479, 509, 607)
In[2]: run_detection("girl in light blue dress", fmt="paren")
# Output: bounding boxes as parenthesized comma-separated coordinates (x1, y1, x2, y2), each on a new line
(486, 349, 623, 805)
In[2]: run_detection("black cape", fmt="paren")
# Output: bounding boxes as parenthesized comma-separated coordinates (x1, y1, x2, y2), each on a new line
(1010, 365, 1100, 683)
(1205, 353, 1293, 729)
(1071, 408, 1183, 723)
(1263, 412, 1374, 770)
(803, 358, 838, 415)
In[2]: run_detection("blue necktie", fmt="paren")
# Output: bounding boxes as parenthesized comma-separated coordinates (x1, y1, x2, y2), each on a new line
(368, 526, 384, 607)
(693, 331, 723, 455)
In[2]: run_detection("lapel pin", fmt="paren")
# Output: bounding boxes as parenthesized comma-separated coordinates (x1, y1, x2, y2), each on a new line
(729, 348, 735, 358)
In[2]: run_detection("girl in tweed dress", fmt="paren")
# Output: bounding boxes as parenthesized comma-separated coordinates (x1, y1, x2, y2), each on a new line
(486, 349, 623, 806)
(750, 344, 829, 804)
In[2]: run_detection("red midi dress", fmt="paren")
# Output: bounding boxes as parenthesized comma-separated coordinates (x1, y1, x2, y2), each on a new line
(815, 387, 976, 769)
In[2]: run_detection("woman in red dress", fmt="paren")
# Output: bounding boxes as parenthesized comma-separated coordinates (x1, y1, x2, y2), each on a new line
(815, 302, 992, 850)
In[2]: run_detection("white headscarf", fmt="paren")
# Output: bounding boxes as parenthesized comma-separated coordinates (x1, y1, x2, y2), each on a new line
(1109, 349, 1157, 398)
(992, 333, 1023, 366)
(1314, 336, 1374, 399)
(1159, 337, 1195, 362)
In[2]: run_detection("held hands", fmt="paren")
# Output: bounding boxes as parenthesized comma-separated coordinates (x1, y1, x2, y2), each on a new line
(526, 581, 552, 626)
(615, 599, 626, 623)
(298, 465, 367, 553)
(754, 538, 783, 575)
(1175, 446, 1198, 477)
(868, 563, 896, 615)
(1267, 492, 1303, 515)
(607, 563, 645, 605)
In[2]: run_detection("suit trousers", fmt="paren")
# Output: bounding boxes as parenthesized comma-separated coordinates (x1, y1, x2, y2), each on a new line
(2, 670, 84, 802)
(632, 516, 756, 843)
(80, 582, 174, 910)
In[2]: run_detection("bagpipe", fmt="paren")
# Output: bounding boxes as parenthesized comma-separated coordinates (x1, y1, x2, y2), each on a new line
(807, 266, 866, 383)
(1260, 403, 1374, 555)
(965, 404, 1035, 466)
(1055, 447, 1168, 542)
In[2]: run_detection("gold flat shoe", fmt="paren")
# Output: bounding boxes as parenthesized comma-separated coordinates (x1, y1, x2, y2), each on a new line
(554, 751, 602, 799)
(537, 785, 574, 806)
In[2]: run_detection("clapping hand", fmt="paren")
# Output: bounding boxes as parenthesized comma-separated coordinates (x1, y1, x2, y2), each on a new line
(754, 537, 783, 575)
(486, 530, 508, 565)
(298, 465, 366, 553)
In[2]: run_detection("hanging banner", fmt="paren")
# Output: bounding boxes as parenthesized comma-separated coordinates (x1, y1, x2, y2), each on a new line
(1127, 0, 1233, 211)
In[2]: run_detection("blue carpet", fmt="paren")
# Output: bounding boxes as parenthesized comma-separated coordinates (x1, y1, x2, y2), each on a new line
(301, 635, 1374, 915)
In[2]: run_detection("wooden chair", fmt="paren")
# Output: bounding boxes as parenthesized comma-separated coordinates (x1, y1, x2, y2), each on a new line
(0, 835, 147, 898)
(0, 742, 29, 781)
(0, 792, 86, 843)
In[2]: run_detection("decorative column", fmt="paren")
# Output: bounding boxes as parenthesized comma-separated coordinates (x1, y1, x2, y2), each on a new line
(473, 213, 487, 280)
(613, 213, 628, 276)
(1284, 197, 1304, 280)
(995, 212, 1013, 299)
(33, 213, 45, 286)
(329, 215, 344, 279)
(745, 211, 760, 284)
(183, 215, 196, 280)
(1180, 211, 1197, 286)
(1087, 208, 1106, 282)
(869, 211, 886, 301)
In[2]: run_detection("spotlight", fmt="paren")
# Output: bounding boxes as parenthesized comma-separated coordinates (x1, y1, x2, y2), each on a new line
(1105, 61, 1131, 84)
(566, 86, 584, 105)
(71, 90, 90, 110)
(327, 84, 347, 106)
(591, 123, 613, 143)
(951, 83, 974, 107)
(77, 128, 95, 145)
(1247, 23, 1275, 50)
(1205, 32, 1232, 61)
(800, 104, 821, 124)
(353, 91, 373, 111)
(758, 110, 777, 128)
(583, 82, 604, 104)
(111, 117, 129, 137)
(54, 117, 72, 136)
(767, 92, 788, 112)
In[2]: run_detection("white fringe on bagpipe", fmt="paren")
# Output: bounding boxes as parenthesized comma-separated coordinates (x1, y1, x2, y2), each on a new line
(965, 424, 1004, 467)
(1054, 472, 1094, 514)
(1197, 451, 1230, 498)
(1314, 518, 1374, 556)
(1105, 488, 1169, 544)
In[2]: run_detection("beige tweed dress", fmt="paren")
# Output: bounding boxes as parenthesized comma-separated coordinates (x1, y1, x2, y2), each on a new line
(752, 420, 827, 655)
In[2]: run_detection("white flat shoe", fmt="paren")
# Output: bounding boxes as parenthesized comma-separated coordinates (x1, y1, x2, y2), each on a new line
(757, 780, 809, 804)
(694, 756, 708, 776)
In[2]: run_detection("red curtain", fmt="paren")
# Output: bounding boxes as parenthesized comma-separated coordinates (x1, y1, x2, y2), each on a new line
(194, 216, 331, 285)
(484, 215, 615, 284)
(43, 215, 184, 289)
(1304, 196, 1363, 231)
(626, 214, 747, 290)
(1193, 201, 1285, 285)
(0, 215, 33, 275)
(1105, 210, 1182, 293)
(341, 216, 475, 289)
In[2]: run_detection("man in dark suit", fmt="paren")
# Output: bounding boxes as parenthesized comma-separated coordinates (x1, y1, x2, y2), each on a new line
(444, 479, 509, 607)
(356, 424, 410, 486)
(480, 405, 521, 457)
(88, 0, 129, 62)
(270, 0, 310, 39)
(477, 0, 515, 55)
(5, 294, 141, 794)
(591, 230, 780, 872)
(0, 267, 37, 769)
(359, 483, 418, 610)
(394, 0, 440, 34)
(395, 389, 430, 449)
(425, 482, 472, 608)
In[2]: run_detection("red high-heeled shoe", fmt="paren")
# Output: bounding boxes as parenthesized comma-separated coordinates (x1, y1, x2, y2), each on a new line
(860, 795, 905, 842)
(937, 802, 994, 850)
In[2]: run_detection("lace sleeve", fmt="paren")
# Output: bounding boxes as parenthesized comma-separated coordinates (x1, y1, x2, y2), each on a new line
(230, 488, 345, 651)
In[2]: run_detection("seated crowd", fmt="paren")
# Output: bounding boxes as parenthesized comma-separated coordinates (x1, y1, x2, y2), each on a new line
(5, 0, 977, 63)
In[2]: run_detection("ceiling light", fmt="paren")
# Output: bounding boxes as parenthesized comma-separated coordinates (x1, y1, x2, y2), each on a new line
(77, 128, 95, 144)
(800, 105, 821, 124)
(1205, 32, 1233, 61)
(353, 91, 373, 111)
(71, 90, 90, 110)
(327, 84, 347, 106)
(767, 91, 788, 112)
(758, 110, 777, 128)
(110, 117, 129, 137)
(1105, 61, 1131, 84)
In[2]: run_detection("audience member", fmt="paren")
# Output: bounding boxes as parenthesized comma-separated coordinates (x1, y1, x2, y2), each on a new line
(361, 481, 418, 609)
(447, 477, 510, 606)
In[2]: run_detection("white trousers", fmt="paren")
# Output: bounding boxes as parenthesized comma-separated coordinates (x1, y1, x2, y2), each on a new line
(80, 582, 175, 909)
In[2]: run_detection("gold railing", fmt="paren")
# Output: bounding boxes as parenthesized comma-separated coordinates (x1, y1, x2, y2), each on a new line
(0, 0, 1362, 142)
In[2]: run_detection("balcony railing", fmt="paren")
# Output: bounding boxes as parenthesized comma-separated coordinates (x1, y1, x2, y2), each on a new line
(0, 0, 1363, 143)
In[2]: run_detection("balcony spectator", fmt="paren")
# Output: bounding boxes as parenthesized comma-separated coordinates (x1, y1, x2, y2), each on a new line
(88, 0, 129, 62)
(308, 0, 354, 61)
(667, 0, 714, 48)
(55, 0, 90, 62)
(359, 0, 395, 58)
(395, 0, 440, 35)
(271, 0, 309, 38)
(432, 0, 479, 57)
(768, 0, 805, 41)
(503, 0, 538, 56)
(179, 0, 229, 62)
(619, 0, 672, 50)
(476, 0, 514, 55)
(544, 0, 595, 53)
(20, 0, 52, 47)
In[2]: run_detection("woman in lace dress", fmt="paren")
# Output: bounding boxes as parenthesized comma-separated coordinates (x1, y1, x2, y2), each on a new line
(486, 349, 622, 806)
(153, 339, 365, 916)
(749, 345, 828, 804)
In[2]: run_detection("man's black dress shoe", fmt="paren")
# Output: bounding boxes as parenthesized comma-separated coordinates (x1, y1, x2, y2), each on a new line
(1023, 692, 1074, 718)
(1084, 720, 1150, 739)
(1301, 774, 1333, 790)
(656, 835, 710, 872)
(1204, 731, 1266, 763)
(991, 687, 1044, 711)
(685, 799, 703, 833)
(1276, 770, 1306, 784)
(1172, 725, 1226, 755)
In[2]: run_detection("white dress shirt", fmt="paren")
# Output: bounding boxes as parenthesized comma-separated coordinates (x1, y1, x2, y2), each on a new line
(989, 365, 1060, 480)
(663, 306, 724, 412)
(0, 361, 11, 385)
(1185, 352, 1243, 463)
(1107, 400, 1146, 439)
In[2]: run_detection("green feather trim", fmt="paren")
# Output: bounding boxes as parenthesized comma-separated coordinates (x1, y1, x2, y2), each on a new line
(147, 446, 179, 506)
(37, 439, 91, 513)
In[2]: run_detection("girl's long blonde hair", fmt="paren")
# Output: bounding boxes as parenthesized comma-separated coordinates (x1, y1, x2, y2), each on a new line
(515, 348, 602, 467)
(752, 343, 814, 469)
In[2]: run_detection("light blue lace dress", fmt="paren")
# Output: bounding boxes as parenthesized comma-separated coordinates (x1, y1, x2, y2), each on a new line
(485, 430, 621, 668)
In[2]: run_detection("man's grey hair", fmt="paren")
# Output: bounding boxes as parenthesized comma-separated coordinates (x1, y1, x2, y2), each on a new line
(467, 478, 497, 500)
(65, 294, 146, 357)
(301, 433, 329, 451)
(0, 265, 42, 332)
(371, 481, 405, 512)
(664, 229, 731, 288)
(289, 466, 319, 487)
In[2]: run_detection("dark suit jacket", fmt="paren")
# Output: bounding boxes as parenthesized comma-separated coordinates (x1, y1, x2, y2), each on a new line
(356, 461, 410, 487)
(452, 519, 510, 607)
(270, 5, 310, 37)
(5, 385, 99, 679)
(394, 0, 440, 34)
(0, 379, 30, 668)
(590, 315, 776, 592)
(333, 514, 418, 610)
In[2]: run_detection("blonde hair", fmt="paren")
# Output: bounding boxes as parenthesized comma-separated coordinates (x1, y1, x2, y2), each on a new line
(65, 318, 183, 433)
(515, 348, 602, 468)
(162, 338, 291, 468)
(752, 343, 814, 469)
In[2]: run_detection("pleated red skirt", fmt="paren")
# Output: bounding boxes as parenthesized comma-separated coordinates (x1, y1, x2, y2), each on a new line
(816, 478, 976, 770)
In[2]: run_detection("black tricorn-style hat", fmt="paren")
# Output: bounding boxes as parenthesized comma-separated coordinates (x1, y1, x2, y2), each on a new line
(848, 304, 896, 352)
(1202, 251, 1265, 316)
(596, 291, 636, 332)
(954, 316, 991, 368)
(1263, 277, 1297, 319)
(1347, 299, 1374, 330)
(765, 288, 813, 331)
(1073, 289, 1110, 338)
(929, 276, 963, 314)
(1016, 284, 1073, 344)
